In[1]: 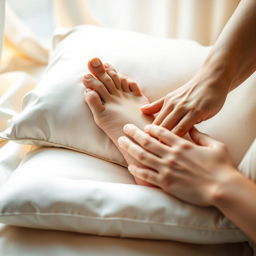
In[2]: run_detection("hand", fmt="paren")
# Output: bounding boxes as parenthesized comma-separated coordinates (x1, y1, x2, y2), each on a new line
(141, 74, 229, 136)
(118, 124, 237, 206)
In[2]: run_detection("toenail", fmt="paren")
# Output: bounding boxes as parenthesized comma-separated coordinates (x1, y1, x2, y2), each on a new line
(85, 88, 92, 93)
(104, 63, 110, 68)
(84, 74, 92, 80)
(91, 58, 101, 67)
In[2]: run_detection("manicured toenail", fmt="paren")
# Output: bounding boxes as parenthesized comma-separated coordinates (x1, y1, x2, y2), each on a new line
(91, 58, 101, 67)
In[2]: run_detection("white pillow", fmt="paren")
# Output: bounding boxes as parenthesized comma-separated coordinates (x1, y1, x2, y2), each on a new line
(0, 146, 248, 244)
(1, 25, 255, 166)
(0, 25, 209, 167)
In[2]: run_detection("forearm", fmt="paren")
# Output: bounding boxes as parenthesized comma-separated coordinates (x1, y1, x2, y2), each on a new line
(198, 0, 256, 91)
(212, 171, 256, 241)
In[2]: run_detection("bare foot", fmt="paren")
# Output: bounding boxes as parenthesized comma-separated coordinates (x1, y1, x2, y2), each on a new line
(83, 57, 153, 186)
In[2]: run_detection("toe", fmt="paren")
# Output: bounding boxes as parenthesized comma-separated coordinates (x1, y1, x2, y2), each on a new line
(128, 80, 142, 96)
(84, 88, 105, 115)
(83, 74, 111, 102)
(88, 58, 118, 95)
(120, 77, 130, 92)
(104, 63, 117, 72)
(106, 69, 121, 90)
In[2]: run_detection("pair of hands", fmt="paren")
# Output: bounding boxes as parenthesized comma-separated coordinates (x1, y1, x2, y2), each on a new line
(118, 123, 237, 207)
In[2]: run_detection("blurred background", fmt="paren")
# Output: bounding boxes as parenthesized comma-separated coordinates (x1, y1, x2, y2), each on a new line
(6, 0, 240, 47)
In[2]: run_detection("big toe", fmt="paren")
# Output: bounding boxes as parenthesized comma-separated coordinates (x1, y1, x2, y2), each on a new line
(88, 57, 118, 95)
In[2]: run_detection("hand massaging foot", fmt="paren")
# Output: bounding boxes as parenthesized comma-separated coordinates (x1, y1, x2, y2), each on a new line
(83, 57, 154, 186)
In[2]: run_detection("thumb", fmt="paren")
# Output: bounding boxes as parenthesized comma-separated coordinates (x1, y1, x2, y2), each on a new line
(140, 97, 164, 115)
(189, 127, 219, 148)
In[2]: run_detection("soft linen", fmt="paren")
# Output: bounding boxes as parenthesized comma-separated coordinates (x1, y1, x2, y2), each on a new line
(0, 146, 249, 244)
(1, 25, 256, 167)
(0, 25, 255, 245)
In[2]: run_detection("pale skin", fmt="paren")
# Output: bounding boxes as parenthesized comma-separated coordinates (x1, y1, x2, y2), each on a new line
(140, 0, 256, 136)
(83, 58, 256, 242)
(81, 0, 256, 243)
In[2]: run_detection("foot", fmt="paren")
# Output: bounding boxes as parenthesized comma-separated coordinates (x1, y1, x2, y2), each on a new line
(83, 57, 153, 186)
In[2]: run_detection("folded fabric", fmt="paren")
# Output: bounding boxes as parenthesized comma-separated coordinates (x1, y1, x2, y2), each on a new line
(0, 147, 248, 244)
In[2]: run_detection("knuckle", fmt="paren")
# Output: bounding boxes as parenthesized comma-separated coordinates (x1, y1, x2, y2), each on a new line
(138, 151, 146, 161)
(156, 127, 166, 137)
(179, 141, 191, 150)
(141, 135, 152, 148)
(174, 126, 186, 135)
(160, 171, 172, 187)
(164, 156, 176, 166)
(172, 146, 182, 156)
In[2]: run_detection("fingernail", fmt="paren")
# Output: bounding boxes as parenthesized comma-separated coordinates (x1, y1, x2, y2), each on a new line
(91, 58, 101, 67)
(144, 125, 151, 132)
(141, 104, 150, 109)
(123, 124, 133, 133)
(128, 165, 133, 172)
(118, 136, 127, 145)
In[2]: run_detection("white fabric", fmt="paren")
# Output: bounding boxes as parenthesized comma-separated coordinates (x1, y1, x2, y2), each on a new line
(0, 0, 5, 59)
(0, 146, 248, 244)
(0, 225, 252, 256)
(0, 25, 210, 166)
(0, 1, 254, 255)
(1, 25, 256, 167)
(55, 0, 239, 46)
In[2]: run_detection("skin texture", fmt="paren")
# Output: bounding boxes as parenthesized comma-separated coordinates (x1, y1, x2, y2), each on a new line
(141, 0, 256, 136)
(83, 57, 153, 186)
(118, 124, 256, 241)
(82, 58, 256, 241)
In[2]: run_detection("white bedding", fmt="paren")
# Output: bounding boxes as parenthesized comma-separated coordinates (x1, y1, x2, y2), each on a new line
(0, 2, 254, 255)
(0, 219, 252, 256)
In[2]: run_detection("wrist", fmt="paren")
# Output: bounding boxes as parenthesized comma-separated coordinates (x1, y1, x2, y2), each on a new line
(195, 48, 236, 93)
(210, 168, 244, 208)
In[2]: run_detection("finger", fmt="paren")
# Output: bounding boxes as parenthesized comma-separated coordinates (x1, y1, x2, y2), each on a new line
(160, 106, 186, 130)
(140, 97, 164, 115)
(128, 165, 160, 187)
(123, 124, 170, 157)
(153, 104, 174, 125)
(171, 111, 199, 136)
(118, 136, 161, 169)
(144, 124, 185, 146)
(189, 127, 222, 148)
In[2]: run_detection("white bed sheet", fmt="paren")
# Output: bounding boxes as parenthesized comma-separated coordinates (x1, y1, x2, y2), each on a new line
(0, 223, 252, 256)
